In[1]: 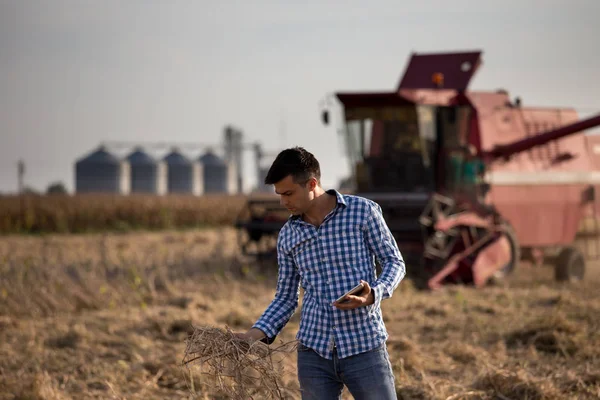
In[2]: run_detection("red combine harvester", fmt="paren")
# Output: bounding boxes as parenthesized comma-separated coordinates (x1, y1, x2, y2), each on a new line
(235, 50, 600, 289)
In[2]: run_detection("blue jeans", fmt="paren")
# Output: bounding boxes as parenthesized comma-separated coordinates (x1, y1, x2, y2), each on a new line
(297, 342, 397, 400)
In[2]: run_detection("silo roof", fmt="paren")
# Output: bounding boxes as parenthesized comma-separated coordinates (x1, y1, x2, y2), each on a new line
(199, 151, 226, 166)
(163, 149, 191, 165)
(76, 146, 120, 165)
(127, 148, 156, 164)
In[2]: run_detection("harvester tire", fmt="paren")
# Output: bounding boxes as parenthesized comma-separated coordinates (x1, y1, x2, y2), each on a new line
(490, 222, 521, 283)
(554, 246, 585, 282)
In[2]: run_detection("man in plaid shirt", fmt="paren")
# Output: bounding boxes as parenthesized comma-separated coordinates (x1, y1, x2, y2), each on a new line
(236, 147, 405, 399)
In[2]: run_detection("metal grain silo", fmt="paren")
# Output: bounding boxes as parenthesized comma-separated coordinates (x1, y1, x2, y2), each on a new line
(163, 148, 203, 195)
(126, 147, 167, 195)
(198, 150, 235, 194)
(75, 146, 130, 194)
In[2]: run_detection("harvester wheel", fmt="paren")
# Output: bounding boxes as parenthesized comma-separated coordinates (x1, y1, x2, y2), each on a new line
(495, 222, 521, 277)
(554, 246, 585, 282)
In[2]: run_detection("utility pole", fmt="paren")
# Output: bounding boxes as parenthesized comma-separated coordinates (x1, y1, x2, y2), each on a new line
(17, 159, 25, 194)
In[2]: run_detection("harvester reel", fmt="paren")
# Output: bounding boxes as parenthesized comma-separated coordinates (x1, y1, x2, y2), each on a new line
(418, 192, 522, 288)
(419, 193, 460, 260)
(418, 193, 457, 228)
(424, 230, 460, 260)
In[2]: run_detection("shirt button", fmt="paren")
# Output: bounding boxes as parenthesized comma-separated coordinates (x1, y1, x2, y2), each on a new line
(332, 326, 336, 330)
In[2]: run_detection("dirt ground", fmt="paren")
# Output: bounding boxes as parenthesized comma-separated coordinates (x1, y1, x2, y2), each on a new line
(0, 228, 599, 399)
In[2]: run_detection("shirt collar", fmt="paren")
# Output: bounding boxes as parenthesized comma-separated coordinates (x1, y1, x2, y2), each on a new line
(289, 189, 347, 222)
(328, 189, 347, 208)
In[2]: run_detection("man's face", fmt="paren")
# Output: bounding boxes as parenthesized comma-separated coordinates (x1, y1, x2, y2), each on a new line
(274, 175, 316, 216)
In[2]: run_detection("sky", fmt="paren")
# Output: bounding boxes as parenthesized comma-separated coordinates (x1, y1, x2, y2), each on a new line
(1, 0, 599, 194)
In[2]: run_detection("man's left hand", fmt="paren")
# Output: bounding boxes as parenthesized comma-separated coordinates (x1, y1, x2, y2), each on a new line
(333, 280, 374, 310)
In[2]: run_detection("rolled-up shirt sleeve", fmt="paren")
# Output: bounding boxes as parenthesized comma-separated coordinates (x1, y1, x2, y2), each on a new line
(363, 203, 406, 309)
(252, 233, 301, 341)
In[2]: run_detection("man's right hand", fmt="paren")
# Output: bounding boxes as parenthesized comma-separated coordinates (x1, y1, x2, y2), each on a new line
(234, 327, 267, 343)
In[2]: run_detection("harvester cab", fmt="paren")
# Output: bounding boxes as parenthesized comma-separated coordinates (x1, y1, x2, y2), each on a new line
(329, 52, 492, 201)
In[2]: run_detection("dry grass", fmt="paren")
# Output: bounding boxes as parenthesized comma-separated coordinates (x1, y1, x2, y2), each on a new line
(182, 326, 298, 399)
(0, 193, 260, 234)
(0, 228, 599, 399)
(0, 228, 243, 318)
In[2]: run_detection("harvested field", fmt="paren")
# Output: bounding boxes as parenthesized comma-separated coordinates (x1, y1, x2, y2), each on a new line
(0, 228, 599, 399)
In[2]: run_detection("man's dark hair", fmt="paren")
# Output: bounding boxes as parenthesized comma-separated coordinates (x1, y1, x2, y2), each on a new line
(264, 146, 321, 185)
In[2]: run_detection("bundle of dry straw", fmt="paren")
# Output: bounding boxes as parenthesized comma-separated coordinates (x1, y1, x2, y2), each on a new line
(182, 325, 298, 399)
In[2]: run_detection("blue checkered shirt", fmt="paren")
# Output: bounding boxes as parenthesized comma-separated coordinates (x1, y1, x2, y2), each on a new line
(253, 190, 406, 359)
